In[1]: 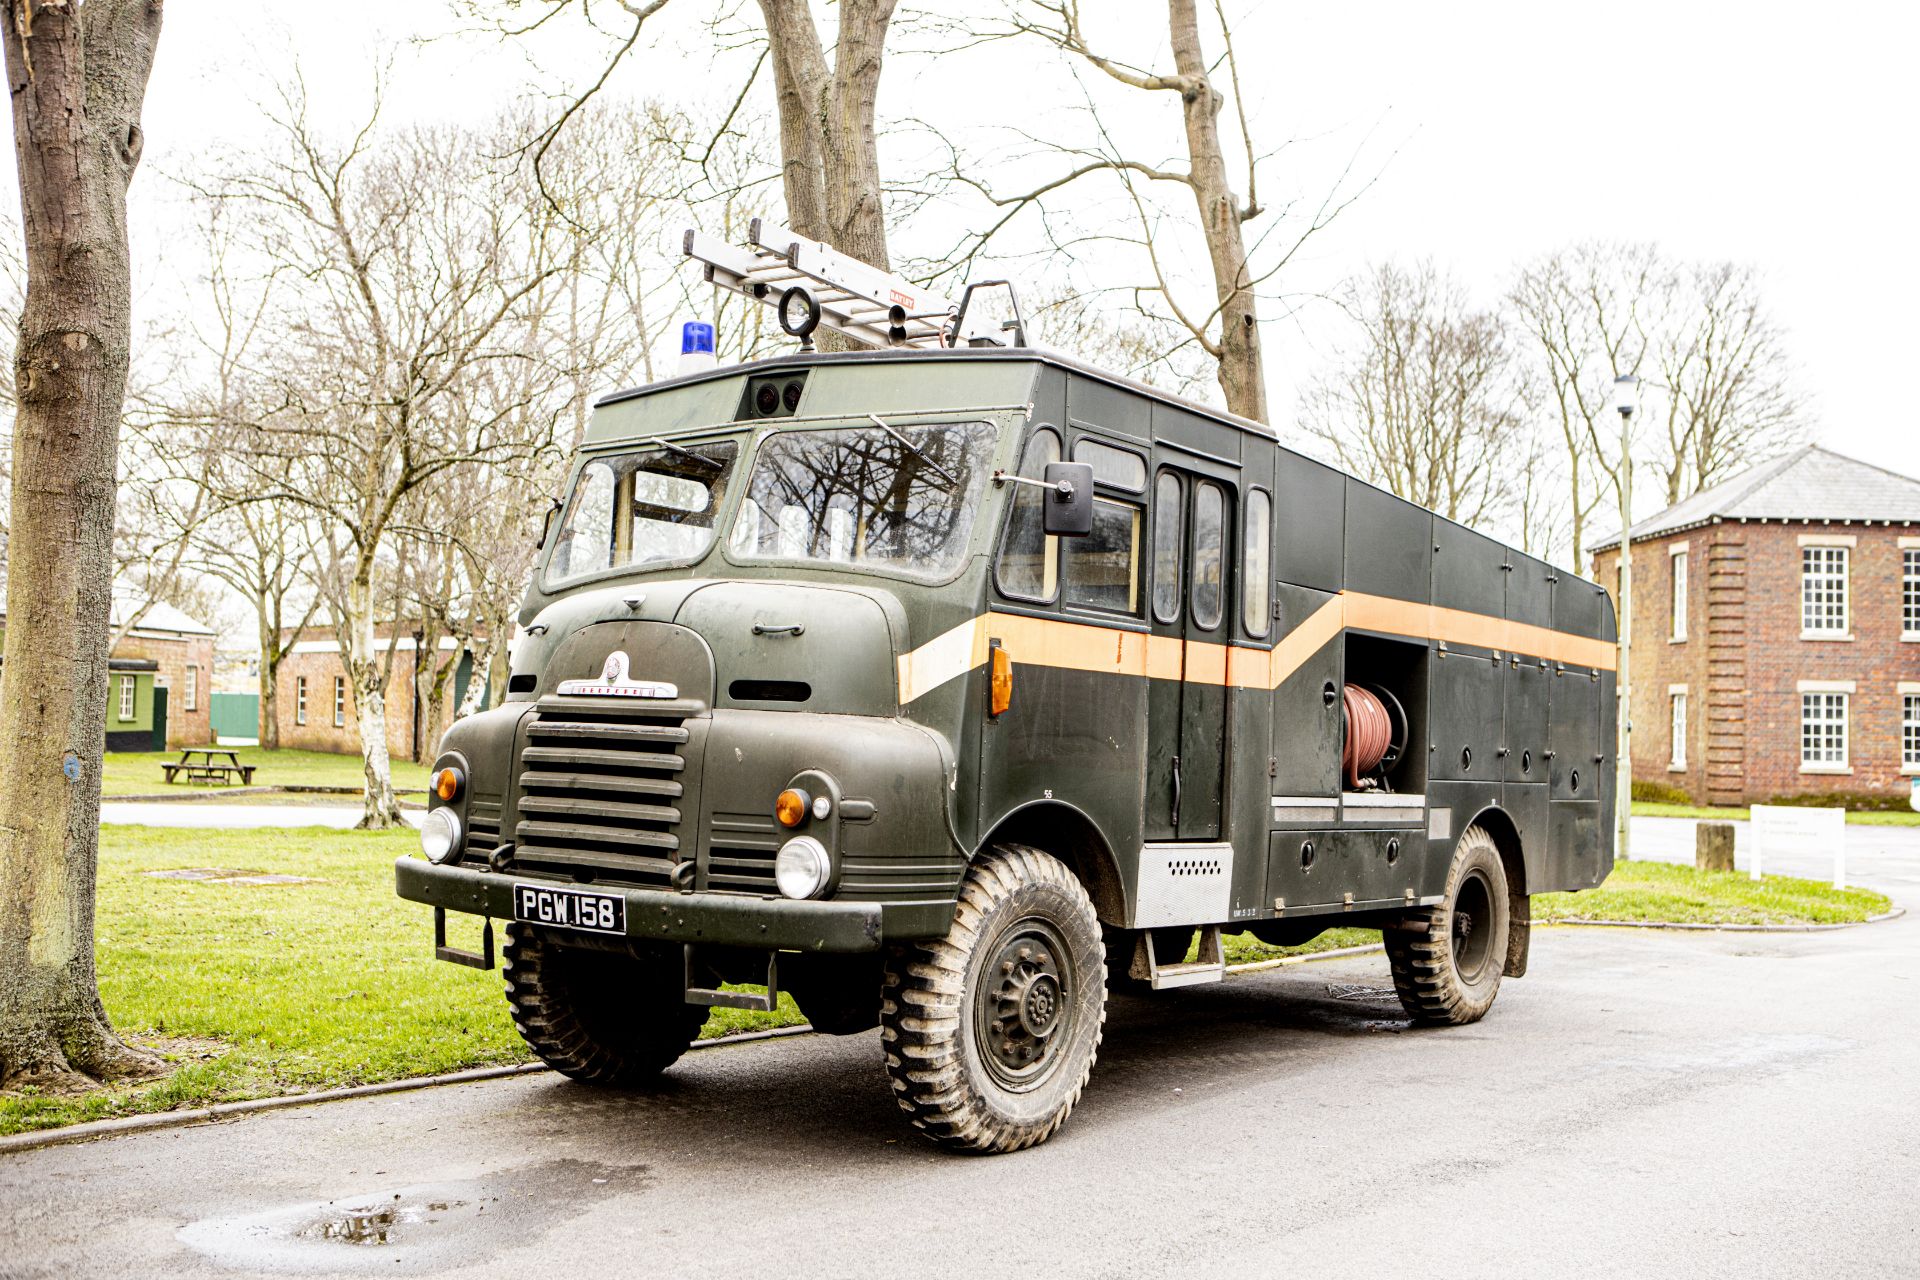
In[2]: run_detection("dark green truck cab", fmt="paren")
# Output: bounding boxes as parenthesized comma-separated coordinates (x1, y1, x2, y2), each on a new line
(398, 346, 1617, 1153)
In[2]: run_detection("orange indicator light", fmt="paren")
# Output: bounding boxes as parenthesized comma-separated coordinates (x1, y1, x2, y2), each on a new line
(775, 788, 810, 828)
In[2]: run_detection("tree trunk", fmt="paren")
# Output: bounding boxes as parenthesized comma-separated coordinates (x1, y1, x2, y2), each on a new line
(819, 0, 895, 271)
(756, 0, 829, 245)
(256, 591, 281, 750)
(0, 0, 165, 1090)
(456, 632, 497, 720)
(1167, 0, 1265, 424)
(344, 573, 403, 829)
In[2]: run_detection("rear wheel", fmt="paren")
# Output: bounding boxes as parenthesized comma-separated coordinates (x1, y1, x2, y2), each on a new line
(503, 923, 708, 1084)
(1384, 825, 1510, 1025)
(880, 844, 1107, 1153)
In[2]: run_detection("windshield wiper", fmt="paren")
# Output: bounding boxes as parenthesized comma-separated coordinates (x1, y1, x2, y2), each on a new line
(645, 436, 723, 473)
(868, 414, 957, 489)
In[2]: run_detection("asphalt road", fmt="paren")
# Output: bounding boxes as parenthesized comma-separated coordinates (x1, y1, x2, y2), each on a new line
(4, 856, 1917, 1279)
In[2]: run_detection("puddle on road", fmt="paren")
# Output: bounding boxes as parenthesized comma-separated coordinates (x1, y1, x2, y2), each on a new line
(302, 1195, 468, 1246)
(176, 1159, 644, 1274)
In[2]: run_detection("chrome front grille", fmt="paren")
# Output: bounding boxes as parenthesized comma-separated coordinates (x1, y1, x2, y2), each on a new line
(511, 707, 689, 887)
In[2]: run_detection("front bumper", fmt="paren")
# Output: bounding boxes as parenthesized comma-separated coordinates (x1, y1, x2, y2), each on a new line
(394, 857, 953, 954)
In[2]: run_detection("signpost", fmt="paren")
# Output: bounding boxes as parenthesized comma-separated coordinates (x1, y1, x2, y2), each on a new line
(1749, 804, 1847, 889)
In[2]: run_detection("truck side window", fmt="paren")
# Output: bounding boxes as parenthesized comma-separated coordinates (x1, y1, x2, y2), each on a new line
(1243, 488, 1271, 637)
(551, 461, 615, 580)
(1151, 471, 1182, 624)
(995, 428, 1060, 601)
(1191, 480, 1226, 630)
(1063, 498, 1142, 614)
(1073, 438, 1147, 491)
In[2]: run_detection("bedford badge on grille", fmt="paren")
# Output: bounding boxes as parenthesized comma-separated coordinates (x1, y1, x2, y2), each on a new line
(555, 650, 678, 699)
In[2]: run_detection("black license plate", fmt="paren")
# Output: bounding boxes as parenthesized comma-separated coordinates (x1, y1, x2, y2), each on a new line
(512, 884, 626, 935)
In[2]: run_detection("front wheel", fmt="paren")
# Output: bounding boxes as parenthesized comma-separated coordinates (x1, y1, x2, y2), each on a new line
(880, 845, 1107, 1153)
(502, 924, 708, 1085)
(1384, 825, 1510, 1025)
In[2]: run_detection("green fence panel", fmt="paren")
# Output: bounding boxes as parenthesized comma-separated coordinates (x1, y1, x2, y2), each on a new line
(210, 691, 259, 740)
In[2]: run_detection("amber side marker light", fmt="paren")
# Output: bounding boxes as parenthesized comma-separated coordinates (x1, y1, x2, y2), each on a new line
(775, 787, 810, 828)
(432, 767, 464, 803)
(990, 644, 1013, 717)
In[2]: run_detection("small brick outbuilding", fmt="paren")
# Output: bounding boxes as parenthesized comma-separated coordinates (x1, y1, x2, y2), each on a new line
(1592, 446, 1920, 808)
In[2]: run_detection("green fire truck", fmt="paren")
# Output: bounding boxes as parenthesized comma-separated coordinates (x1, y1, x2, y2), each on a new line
(396, 221, 1616, 1153)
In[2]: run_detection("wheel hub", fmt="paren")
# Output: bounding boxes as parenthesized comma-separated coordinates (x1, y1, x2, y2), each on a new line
(978, 924, 1072, 1086)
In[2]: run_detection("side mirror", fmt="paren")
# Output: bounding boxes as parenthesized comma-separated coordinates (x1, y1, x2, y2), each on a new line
(1041, 461, 1094, 538)
(534, 495, 563, 551)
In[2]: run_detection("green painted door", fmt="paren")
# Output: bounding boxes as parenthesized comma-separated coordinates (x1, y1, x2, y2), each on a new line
(1146, 465, 1234, 840)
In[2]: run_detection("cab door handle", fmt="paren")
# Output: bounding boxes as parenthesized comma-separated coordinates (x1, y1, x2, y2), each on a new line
(1171, 754, 1183, 827)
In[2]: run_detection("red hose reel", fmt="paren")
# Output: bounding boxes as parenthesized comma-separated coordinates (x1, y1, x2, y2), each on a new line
(1340, 683, 1406, 789)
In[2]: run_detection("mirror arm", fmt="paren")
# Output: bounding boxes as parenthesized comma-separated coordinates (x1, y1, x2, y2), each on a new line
(991, 469, 1077, 500)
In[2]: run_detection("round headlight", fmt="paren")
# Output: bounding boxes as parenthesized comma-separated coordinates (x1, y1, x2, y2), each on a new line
(421, 808, 464, 864)
(774, 835, 831, 900)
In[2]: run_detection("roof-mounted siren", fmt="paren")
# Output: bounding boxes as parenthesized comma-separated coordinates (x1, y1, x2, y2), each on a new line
(681, 218, 1028, 352)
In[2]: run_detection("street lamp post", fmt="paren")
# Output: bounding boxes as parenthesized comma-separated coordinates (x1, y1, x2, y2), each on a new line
(1613, 374, 1638, 862)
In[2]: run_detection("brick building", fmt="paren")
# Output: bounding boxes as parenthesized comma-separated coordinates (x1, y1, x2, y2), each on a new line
(0, 596, 216, 748)
(111, 600, 217, 747)
(275, 626, 483, 760)
(1592, 446, 1920, 807)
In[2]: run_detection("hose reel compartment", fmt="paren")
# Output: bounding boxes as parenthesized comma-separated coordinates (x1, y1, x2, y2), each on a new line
(1340, 633, 1428, 795)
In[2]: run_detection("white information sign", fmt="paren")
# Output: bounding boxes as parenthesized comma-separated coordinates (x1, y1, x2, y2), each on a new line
(1748, 804, 1847, 889)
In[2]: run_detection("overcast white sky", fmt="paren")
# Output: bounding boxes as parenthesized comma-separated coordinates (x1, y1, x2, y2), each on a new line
(137, 1, 1919, 482)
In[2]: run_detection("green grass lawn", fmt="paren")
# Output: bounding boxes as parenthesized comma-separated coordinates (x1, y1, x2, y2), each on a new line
(102, 748, 428, 797)
(0, 827, 799, 1137)
(1632, 800, 1920, 827)
(1534, 858, 1888, 926)
(0, 831, 1894, 1138)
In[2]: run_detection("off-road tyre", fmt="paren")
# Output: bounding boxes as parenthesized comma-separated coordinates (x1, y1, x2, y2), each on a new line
(880, 844, 1107, 1154)
(1384, 824, 1510, 1025)
(503, 923, 708, 1085)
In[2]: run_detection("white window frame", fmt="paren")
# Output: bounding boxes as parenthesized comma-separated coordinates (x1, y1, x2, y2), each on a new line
(1668, 543, 1689, 643)
(1902, 538, 1920, 641)
(1668, 685, 1687, 771)
(1902, 682, 1920, 776)
(295, 676, 308, 726)
(333, 676, 347, 729)
(118, 675, 135, 722)
(1798, 536, 1852, 640)
(184, 664, 198, 712)
(1798, 679, 1853, 774)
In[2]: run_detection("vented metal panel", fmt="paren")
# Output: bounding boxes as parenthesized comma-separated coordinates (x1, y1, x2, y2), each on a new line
(1132, 841, 1234, 928)
(705, 812, 779, 894)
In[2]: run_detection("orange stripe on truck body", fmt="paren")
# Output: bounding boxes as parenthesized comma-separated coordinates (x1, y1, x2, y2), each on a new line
(894, 592, 1613, 704)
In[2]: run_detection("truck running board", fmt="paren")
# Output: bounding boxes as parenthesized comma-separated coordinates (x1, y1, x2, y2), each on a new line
(1130, 925, 1226, 990)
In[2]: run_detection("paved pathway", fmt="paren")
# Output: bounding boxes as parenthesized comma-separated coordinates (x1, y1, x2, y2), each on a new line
(1630, 813, 1920, 897)
(100, 802, 423, 830)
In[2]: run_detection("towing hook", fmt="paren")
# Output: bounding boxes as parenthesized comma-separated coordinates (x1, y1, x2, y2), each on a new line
(671, 859, 697, 893)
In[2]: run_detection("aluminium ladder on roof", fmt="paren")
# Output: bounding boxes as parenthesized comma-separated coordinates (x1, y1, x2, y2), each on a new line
(682, 216, 1005, 351)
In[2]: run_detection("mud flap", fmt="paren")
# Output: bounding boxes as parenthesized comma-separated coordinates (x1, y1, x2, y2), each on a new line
(1503, 892, 1530, 978)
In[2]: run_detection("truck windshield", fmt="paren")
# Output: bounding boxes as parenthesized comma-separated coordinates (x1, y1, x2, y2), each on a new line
(546, 440, 740, 587)
(728, 420, 999, 578)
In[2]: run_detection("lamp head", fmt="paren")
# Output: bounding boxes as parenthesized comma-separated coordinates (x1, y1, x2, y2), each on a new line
(1614, 373, 1640, 418)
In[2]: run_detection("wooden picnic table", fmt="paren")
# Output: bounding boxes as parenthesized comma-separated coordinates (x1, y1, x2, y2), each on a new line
(161, 748, 257, 786)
